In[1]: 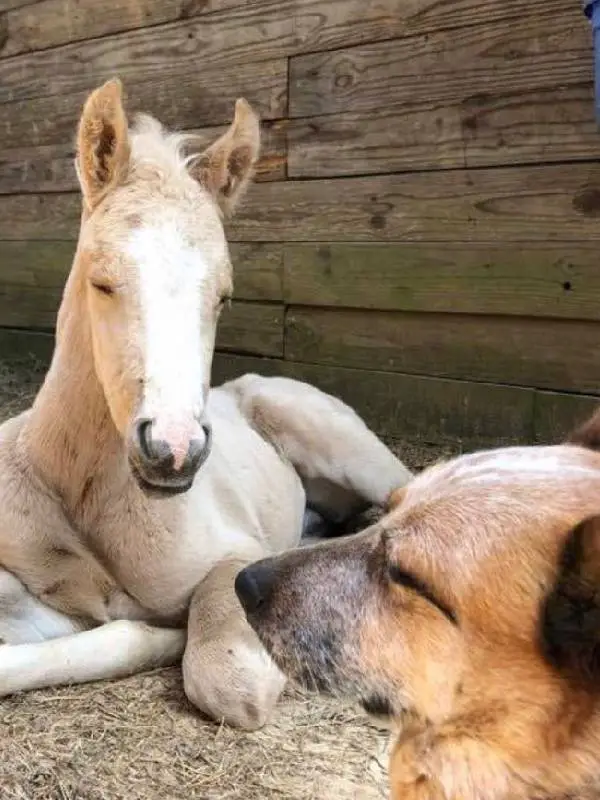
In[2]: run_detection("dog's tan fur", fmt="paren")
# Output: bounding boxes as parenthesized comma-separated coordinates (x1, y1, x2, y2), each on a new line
(240, 413, 600, 797)
(0, 80, 412, 728)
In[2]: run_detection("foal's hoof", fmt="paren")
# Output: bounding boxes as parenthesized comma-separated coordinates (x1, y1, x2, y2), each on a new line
(183, 636, 286, 730)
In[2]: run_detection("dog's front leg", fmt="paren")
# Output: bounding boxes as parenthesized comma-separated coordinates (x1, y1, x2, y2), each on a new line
(390, 727, 518, 800)
(182, 556, 286, 730)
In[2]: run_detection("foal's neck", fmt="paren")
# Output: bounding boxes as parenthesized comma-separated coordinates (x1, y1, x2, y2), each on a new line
(22, 264, 126, 511)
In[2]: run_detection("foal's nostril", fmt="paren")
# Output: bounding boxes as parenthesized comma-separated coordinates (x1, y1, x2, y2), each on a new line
(132, 418, 212, 486)
(135, 419, 172, 464)
(235, 562, 276, 615)
(187, 422, 213, 470)
(136, 418, 156, 461)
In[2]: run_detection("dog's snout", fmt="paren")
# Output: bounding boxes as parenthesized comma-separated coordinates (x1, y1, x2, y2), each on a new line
(235, 561, 276, 615)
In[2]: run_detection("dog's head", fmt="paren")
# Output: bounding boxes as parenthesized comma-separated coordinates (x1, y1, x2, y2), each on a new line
(236, 422, 600, 795)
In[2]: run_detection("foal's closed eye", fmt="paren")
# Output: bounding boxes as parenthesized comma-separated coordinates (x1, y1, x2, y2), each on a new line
(91, 280, 115, 297)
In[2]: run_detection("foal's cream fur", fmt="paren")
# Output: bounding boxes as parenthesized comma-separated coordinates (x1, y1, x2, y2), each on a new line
(0, 80, 411, 729)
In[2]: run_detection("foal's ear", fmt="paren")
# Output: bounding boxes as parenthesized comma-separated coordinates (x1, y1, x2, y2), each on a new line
(76, 78, 130, 211)
(190, 98, 260, 216)
(541, 516, 600, 685)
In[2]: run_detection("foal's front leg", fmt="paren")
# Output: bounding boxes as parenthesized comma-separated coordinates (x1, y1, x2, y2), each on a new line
(0, 621, 185, 696)
(183, 556, 285, 730)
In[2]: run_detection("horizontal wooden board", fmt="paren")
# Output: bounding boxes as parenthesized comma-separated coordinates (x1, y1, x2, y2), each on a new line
(0, 0, 576, 61)
(283, 243, 600, 321)
(0, 119, 286, 194)
(0, 326, 54, 364)
(534, 390, 599, 444)
(214, 354, 599, 448)
(0, 1, 43, 11)
(0, 58, 286, 150)
(0, 271, 283, 354)
(0, 0, 574, 96)
(0, 0, 246, 58)
(0, 141, 77, 195)
(285, 307, 600, 393)
(0, 241, 283, 328)
(216, 301, 284, 358)
(288, 85, 600, 177)
(3, 241, 282, 301)
(0, 328, 593, 449)
(7, 163, 600, 243)
(289, 11, 592, 118)
(232, 164, 600, 243)
(211, 352, 284, 387)
(231, 243, 283, 302)
(212, 353, 536, 447)
(0, 239, 73, 288)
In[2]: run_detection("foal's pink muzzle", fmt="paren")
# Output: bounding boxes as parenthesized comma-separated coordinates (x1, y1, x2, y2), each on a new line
(129, 414, 212, 494)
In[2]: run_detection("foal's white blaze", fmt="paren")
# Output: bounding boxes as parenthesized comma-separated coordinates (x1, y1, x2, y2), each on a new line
(126, 222, 211, 469)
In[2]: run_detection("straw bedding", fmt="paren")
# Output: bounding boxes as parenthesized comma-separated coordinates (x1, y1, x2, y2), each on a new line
(0, 357, 458, 800)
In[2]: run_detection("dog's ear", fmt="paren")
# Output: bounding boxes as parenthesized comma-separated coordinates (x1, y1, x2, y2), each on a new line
(566, 408, 600, 451)
(541, 516, 600, 685)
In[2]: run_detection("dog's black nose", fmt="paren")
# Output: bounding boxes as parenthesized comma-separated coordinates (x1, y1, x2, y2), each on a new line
(235, 561, 276, 615)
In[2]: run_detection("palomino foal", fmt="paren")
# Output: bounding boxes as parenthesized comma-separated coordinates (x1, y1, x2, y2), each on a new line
(0, 80, 412, 729)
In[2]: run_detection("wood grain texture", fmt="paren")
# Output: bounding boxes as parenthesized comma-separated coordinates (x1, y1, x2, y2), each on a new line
(0, 0, 245, 58)
(283, 243, 600, 321)
(0, 58, 286, 150)
(0, 0, 41, 12)
(230, 164, 600, 243)
(0, 329, 591, 449)
(0, 264, 283, 352)
(289, 11, 592, 118)
(1, 0, 577, 61)
(0, 326, 54, 364)
(0, 0, 435, 104)
(288, 85, 600, 177)
(211, 352, 284, 387)
(7, 162, 600, 243)
(0, 241, 283, 301)
(212, 353, 536, 447)
(231, 243, 283, 302)
(285, 307, 600, 393)
(534, 390, 600, 444)
(0, 119, 286, 194)
(0, 0, 572, 89)
(216, 302, 284, 358)
(0, 239, 70, 328)
(0, 194, 79, 239)
(0, 241, 283, 329)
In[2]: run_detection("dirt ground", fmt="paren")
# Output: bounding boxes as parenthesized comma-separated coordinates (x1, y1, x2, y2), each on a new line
(0, 356, 459, 800)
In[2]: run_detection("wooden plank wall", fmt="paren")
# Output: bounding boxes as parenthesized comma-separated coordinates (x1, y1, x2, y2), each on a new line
(1, 0, 600, 448)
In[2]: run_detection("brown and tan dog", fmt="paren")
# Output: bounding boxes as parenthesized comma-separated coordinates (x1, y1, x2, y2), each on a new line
(236, 410, 600, 799)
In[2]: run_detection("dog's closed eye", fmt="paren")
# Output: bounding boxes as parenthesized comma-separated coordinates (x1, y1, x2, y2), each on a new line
(388, 564, 458, 626)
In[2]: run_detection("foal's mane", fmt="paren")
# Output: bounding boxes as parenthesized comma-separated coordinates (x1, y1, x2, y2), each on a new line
(128, 113, 204, 187)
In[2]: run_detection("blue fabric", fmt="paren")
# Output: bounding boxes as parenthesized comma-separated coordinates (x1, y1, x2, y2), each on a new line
(585, 1, 600, 121)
